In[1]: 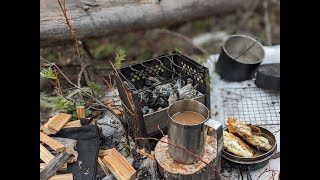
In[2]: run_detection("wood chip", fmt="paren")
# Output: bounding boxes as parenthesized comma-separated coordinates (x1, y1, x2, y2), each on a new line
(76, 106, 86, 119)
(40, 132, 66, 152)
(136, 149, 155, 160)
(62, 120, 82, 129)
(102, 148, 136, 180)
(40, 143, 54, 164)
(48, 173, 73, 180)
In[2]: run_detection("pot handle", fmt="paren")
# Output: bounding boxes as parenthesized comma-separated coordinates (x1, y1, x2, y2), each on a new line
(205, 119, 223, 153)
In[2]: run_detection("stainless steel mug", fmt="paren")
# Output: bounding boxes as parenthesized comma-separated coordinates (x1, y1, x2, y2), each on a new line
(167, 99, 223, 165)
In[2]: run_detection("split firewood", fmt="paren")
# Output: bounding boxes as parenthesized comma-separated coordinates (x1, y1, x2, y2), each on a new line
(97, 157, 110, 175)
(41, 113, 72, 135)
(48, 174, 73, 180)
(40, 132, 66, 152)
(41, 114, 60, 135)
(62, 120, 82, 129)
(48, 113, 72, 132)
(40, 163, 67, 172)
(40, 151, 70, 180)
(101, 148, 136, 180)
(40, 143, 55, 164)
(52, 137, 78, 163)
(76, 106, 86, 119)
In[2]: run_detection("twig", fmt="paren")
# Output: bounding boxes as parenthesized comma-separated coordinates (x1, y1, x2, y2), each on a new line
(257, 167, 279, 180)
(135, 125, 225, 179)
(57, 0, 93, 95)
(40, 56, 123, 121)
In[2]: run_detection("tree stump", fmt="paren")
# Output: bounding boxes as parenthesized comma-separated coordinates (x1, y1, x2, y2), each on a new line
(155, 136, 217, 180)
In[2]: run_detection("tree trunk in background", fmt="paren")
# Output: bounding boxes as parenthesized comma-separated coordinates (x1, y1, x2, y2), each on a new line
(40, 0, 257, 47)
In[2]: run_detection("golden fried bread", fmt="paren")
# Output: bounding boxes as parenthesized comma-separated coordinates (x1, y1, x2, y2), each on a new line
(223, 131, 255, 158)
(227, 117, 272, 151)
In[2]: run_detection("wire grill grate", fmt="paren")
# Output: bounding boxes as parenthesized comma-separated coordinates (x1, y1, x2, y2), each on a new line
(221, 87, 280, 125)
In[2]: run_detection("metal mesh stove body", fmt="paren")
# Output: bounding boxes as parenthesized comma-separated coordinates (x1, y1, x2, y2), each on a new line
(115, 52, 211, 147)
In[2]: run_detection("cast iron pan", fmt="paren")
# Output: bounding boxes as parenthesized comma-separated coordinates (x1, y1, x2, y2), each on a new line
(254, 63, 280, 92)
(222, 126, 277, 179)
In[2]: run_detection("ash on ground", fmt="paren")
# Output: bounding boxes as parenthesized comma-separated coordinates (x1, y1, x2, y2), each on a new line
(96, 108, 161, 180)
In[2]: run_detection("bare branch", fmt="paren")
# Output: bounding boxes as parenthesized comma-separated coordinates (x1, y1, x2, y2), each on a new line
(40, 56, 123, 121)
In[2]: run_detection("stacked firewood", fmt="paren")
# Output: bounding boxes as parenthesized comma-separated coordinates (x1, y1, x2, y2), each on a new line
(40, 109, 84, 180)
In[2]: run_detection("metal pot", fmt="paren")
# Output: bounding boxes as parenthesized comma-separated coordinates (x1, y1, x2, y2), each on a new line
(216, 35, 265, 82)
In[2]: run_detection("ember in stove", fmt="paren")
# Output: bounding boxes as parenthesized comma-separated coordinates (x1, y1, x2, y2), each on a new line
(137, 77, 203, 115)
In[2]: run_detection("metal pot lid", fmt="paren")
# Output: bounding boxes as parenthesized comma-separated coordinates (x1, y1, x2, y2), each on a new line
(254, 63, 280, 92)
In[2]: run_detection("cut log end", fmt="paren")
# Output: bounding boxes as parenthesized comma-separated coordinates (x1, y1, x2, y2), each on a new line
(154, 136, 217, 179)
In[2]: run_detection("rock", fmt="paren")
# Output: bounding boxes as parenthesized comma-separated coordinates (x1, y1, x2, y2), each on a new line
(102, 174, 116, 180)
(136, 158, 159, 180)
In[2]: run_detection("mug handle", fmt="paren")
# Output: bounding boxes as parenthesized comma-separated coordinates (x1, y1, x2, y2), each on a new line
(204, 119, 223, 153)
(204, 119, 223, 178)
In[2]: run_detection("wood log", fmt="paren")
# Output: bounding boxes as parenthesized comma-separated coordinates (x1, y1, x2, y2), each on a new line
(40, 0, 257, 47)
(154, 136, 217, 180)
(40, 132, 66, 152)
(40, 143, 55, 164)
(102, 148, 136, 180)
(51, 137, 78, 163)
(40, 163, 67, 172)
(48, 113, 72, 133)
(97, 157, 110, 175)
(76, 106, 86, 119)
(62, 120, 82, 129)
(48, 173, 73, 180)
(40, 151, 70, 180)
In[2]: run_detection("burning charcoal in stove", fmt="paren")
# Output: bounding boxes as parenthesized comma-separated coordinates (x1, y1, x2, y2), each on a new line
(154, 83, 173, 97)
(178, 84, 193, 99)
(178, 83, 201, 100)
(168, 89, 178, 105)
(139, 90, 152, 105)
(142, 106, 154, 115)
(149, 96, 168, 109)
(173, 79, 182, 89)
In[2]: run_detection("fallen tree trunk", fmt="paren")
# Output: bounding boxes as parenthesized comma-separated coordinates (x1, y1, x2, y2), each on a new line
(40, 0, 257, 47)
